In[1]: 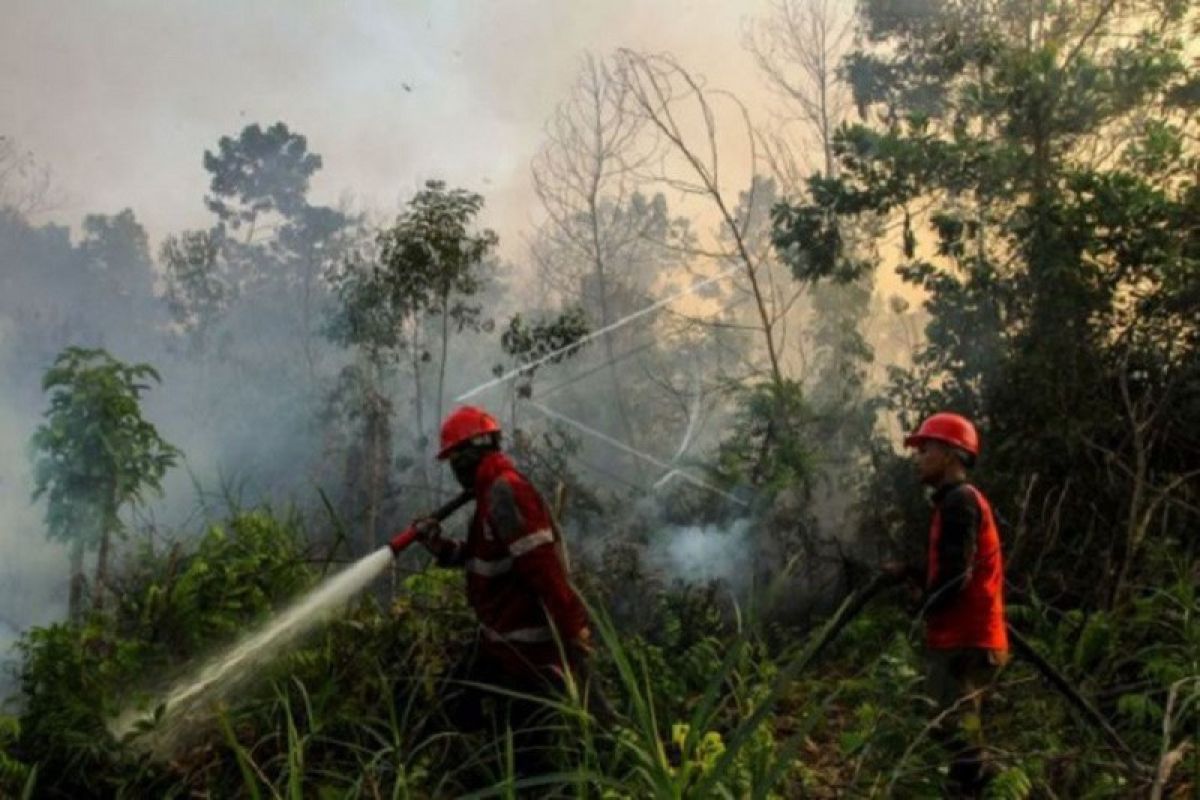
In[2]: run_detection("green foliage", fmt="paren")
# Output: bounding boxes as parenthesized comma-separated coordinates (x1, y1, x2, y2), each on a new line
(328, 180, 498, 358)
(120, 510, 313, 656)
(0, 715, 32, 796)
(494, 306, 590, 388)
(377, 180, 498, 330)
(7, 496, 1194, 796)
(713, 378, 817, 498)
(30, 347, 178, 551)
(774, 0, 1200, 609)
(11, 508, 316, 796)
(985, 766, 1033, 799)
(203, 122, 322, 229)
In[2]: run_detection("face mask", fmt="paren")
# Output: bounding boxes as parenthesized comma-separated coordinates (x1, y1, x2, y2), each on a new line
(450, 449, 482, 489)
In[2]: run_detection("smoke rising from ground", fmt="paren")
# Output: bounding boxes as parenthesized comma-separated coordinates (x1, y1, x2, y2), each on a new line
(648, 519, 753, 587)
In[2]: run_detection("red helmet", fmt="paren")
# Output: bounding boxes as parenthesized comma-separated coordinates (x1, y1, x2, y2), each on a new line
(438, 406, 502, 459)
(903, 412, 980, 457)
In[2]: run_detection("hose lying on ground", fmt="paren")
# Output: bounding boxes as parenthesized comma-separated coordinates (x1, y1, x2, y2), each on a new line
(803, 571, 1145, 772)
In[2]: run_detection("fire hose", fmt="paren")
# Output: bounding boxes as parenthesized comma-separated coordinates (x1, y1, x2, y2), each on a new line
(808, 572, 1143, 771)
(388, 490, 472, 554)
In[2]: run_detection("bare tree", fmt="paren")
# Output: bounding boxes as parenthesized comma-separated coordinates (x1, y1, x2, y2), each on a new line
(614, 49, 790, 391)
(1084, 353, 1200, 610)
(744, 0, 855, 185)
(531, 54, 655, 472)
(0, 136, 56, 217)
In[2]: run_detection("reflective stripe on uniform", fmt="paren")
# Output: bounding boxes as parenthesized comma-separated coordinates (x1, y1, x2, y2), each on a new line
(466, 556, 513, 577)
(482, 624, 555, 643)
(508, 528, 554, 557)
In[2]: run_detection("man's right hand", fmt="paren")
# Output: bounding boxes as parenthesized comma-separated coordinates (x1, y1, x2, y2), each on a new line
(412, 517, 440, 541)
(882, 560, 924, 608)
(410, 517, 449, 558)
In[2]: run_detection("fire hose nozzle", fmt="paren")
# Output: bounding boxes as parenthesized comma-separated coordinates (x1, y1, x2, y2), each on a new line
(386, 491, 473, 556)
(388, 525, 420, 554)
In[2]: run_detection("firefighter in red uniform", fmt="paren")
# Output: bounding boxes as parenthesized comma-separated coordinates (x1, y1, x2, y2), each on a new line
(887, 412, 1009, 798)
(413, 405, 591, 776)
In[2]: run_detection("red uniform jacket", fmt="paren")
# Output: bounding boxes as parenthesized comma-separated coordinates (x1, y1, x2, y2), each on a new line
(438, 451, 588, 676)
(925, 482, 1008, 651)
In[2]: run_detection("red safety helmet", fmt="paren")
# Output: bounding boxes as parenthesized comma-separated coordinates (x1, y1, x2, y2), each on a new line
(438, 405, 502, 459)
(903, 412, 980, 458)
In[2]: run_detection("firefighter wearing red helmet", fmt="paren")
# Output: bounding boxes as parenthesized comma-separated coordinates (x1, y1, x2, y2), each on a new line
(414, 405, 591, 777)
(887, 411, 1008, 798)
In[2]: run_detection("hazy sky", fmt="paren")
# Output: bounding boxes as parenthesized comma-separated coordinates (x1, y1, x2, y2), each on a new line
(2, 0, 803, 258)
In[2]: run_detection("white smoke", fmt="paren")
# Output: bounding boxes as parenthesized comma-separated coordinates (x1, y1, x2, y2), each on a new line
(0, 316, 70, 705)
(648, 518, 752, 587)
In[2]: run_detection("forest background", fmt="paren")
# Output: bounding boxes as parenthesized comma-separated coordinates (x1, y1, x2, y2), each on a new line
(0, 0, 1196, 796)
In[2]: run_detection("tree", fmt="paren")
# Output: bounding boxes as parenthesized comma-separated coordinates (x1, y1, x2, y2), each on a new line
(616, 50, 790, 395)
(80, 209, 160, 336)
(532, 55, 659, 470)
(160, 229, 233, 354)
(164, 122, 349, 364)
(30, 348, 178, 618)
(326, 181, 497, 547)
(747, 0, 880, 498)
(376, 181, 497, 440)
(744, 0, 855, 183)
(203, 122, 323, 241)
(0, 135, 54, 216)
(492, 306, 590, 422)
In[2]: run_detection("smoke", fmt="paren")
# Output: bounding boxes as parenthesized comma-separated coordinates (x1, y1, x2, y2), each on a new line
(0, 315, 69, 705)
(0, 0, 927, 712)
(647, 518, 754, 587)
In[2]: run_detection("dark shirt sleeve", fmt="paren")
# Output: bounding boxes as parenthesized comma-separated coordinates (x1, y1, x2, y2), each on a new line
(489, 477, 588, 640)
(923, 485, 980, 615)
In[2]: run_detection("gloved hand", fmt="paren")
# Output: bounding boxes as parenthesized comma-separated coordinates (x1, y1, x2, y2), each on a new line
(413, 517, 448, 557)
(568, 627, 594, 661)
(881, 560, 924, 609)
(412, 516, 440, 540)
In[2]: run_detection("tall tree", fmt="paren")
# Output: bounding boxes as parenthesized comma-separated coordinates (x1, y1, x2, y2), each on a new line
(163, 122, 349, 363)
(0, 135, 54, 216)
(616, 50, 790, 394)
(532, 55, 657, 471)
(203, 122, 323, 242)
(377, 181, 497, 443)
(326, 181, 496, 546)
(161, 229, 232, 354)
(746, 0, 880, 493)
(30, 348, 178, 618)
(80, 209, 160, 337)
(745, 0, 856, 182)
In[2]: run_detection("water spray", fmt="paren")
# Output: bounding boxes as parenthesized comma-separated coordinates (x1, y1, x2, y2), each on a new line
(653, 364, 704, 491)
(526, 399, 747, 507)
(112, 491, 471, 757)
(455, 264, 740, 403)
